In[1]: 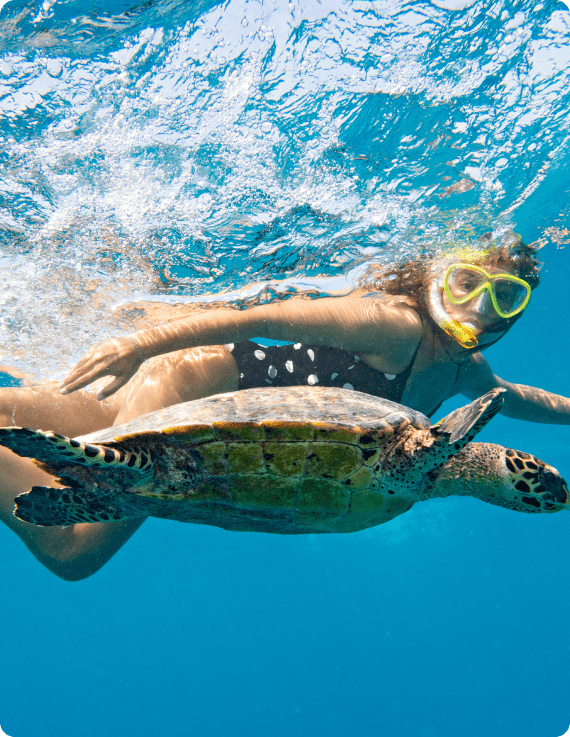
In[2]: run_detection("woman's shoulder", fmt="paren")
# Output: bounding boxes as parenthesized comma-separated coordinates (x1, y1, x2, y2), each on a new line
(359, 289, 418, 309)
(358, 291, 422, 330)
(349, 292, 423, 370)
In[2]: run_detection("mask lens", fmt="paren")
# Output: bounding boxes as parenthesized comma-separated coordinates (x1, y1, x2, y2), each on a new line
(444, 264, 532, 318)
(493, 278, 529, 315)
(446, 267, 486, 302)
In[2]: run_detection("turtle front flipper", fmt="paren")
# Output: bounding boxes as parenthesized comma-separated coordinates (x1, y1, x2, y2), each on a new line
(14, 485, 148, 526)
(0, 427, 154, 476)
(432, 387, 505, 445)
(376, 389, 506, 496)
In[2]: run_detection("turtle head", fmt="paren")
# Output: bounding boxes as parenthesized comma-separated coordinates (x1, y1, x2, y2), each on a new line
(426, 442, 569, 513)
(501, 448, 569, 513)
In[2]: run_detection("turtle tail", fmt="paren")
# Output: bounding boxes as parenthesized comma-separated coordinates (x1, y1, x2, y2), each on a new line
(14, 485, 148, 526)
(0, 427, 154, 475)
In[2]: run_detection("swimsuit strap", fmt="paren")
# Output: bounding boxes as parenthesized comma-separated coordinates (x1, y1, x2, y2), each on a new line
(401, 314, 462, 417)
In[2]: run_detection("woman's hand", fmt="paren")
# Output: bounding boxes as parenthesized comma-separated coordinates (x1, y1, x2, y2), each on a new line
(60, 336, 145, 400)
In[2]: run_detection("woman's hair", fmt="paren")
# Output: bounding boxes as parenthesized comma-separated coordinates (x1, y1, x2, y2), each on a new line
(360, 232, 541, 317)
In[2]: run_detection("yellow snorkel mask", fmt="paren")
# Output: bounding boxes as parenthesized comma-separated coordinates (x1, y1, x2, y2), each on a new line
(428, 261, 532, 349)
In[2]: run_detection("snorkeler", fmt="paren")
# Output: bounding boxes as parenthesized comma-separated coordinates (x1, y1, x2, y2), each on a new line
(2, 231, 570, 580)
(57, 231, 570, 424)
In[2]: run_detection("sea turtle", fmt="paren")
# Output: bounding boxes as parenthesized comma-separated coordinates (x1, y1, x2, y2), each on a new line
(0, 386, 567, 532)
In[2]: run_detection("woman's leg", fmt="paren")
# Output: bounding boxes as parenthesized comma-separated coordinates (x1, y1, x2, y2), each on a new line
(112, 345, 239, 424)
(0, 346, 239, 580)
(0, 381, 125, 437)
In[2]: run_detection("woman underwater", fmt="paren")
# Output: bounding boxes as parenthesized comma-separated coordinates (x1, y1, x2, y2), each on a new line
(1, 231, 570, 580)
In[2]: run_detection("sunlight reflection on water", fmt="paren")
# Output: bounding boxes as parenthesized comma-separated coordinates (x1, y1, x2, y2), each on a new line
(0, 0, 569, 377)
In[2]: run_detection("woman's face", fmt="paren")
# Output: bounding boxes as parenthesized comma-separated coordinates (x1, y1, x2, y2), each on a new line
(440, 263, 524, 350)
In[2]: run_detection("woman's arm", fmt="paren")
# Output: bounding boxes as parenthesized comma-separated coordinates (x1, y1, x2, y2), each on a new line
(61, 296, 422, 399)
(130, 296, 420, 354)
(455, 353, 570, 425)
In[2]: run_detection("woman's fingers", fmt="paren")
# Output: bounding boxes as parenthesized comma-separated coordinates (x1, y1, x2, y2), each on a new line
(61, 355, 114, 392)
(61, 355, 112, 393)
(60, 337, 139, 395)
(60, 366, 110, 395)
(61, 359, 139, 398)
(96, 375, 131, 401)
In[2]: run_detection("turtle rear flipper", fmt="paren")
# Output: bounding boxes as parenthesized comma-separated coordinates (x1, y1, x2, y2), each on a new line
(14, 486, 148, 526)
(0, 427, 153, 476)
(433, 387, 505, 444)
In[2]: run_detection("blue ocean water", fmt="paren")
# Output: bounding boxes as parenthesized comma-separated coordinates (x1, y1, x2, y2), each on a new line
(1, 1, 570, 736)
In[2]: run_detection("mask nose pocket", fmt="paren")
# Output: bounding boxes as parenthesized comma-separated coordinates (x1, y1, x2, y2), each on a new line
(471, 289, 492, 315)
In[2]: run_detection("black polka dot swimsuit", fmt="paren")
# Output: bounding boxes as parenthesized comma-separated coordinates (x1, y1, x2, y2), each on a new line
(228, 341, 415, 405)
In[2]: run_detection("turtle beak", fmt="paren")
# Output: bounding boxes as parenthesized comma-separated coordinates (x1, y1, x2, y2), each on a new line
(539, 466, 570, 509)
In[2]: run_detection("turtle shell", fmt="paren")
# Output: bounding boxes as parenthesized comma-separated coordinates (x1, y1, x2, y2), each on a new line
(81, 386, 430, 443)
(76, 387, 431, 534)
